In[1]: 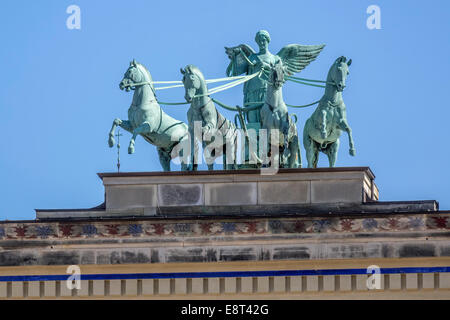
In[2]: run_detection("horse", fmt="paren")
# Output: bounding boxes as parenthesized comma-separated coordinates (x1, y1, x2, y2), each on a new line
(303, 56, 355, 168)
(181, 65, 237, 170)
(108, 60, 192, 171)
(259, 60, 302, 169)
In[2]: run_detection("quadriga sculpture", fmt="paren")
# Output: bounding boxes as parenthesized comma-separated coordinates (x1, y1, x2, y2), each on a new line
(259, 60, 301, 168)
(108, 60, 191, 171)
(303, 56, 355, 168)
(181, 65, 238, 170)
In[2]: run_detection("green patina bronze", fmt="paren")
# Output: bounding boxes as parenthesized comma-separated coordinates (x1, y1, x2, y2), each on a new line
(105, 31, 357, 171)
(303, 56, 355, 168)
(225, 30, 325, 166)
(260, 61, 301, 168)
(181, 65, 238, 171)
(108, 60, 191, 171)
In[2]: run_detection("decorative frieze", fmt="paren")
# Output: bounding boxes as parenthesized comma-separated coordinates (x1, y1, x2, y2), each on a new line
(1, 214, 448, 241)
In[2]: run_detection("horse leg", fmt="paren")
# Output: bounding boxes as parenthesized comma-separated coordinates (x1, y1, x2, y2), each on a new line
(230, 134, 238, 170)
(179, 144, 188, 172)
(265, 129, 279, 170)
(288, 134, 301, 168)
(281, 135, 291, 168)
(179, 142, 188, 171)
(193, 137, 199, 171)
(320, 110, 327, 139)
(108, 119, 132, 147)
(129, 122, 152, 154)
(203, 141, 215, 171)
(224, 133, 237, 170)
(188, 127, 198, 171)
(296, 134, 303, 168)
(175, 134, 190, 171)
(339, 119, 356, 156)
(222, 135, 228, 170)
(325, 139, 340, 167)
(303, 135, 319, 168)
(157, 148, 171, 172)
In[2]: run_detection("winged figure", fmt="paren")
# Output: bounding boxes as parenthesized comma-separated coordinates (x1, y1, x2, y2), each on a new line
(225, 30, 325, 124)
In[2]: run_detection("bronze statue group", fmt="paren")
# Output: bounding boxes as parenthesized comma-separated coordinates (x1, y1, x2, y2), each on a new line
(108, 30, 355, 171)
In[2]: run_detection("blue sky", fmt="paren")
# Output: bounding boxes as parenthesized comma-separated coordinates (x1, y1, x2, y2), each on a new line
(0, 0, 449, 220)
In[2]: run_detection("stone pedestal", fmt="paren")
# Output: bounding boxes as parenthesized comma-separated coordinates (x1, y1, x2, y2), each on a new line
(73, 168, 378, 219)
(36, 167, 379, 219)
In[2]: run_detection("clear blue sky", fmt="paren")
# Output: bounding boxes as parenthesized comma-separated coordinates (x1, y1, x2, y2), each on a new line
(0, 0, 449, 220)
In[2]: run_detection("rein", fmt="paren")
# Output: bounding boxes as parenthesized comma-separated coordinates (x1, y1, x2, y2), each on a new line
(121, 71, 261, 92)
(286, 77, 338, 89)
(122, 71, 327, 112)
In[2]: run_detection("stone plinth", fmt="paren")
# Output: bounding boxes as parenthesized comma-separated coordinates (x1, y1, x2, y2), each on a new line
(96, 167, 378, 216)
(36, 168, 444, 221)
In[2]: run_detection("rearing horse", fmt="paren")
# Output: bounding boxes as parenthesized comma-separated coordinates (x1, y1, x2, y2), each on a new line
(303, 56, 356, 168)
(259, 61, 301, 168)
(108, 60, 191, 171)
(181, 65, 237, 170)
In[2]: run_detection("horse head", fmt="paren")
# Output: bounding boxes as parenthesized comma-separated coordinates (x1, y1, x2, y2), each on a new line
(328, 56, 352, 92)
(267, 60, 285, 90)
(120, 59, 154, 92)
(181, 65, 205, 103)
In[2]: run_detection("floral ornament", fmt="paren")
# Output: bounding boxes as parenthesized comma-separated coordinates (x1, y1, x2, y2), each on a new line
(209, 223, 223, 234)
(104, 225, 120, 235)
(382, 218, 403, 230)
(362, 218, 378, 230)
(311, 220, 331, 233)
(35, 225, 54, 239)
(407, 217, 424, 230)
(14, 226, 28, 237)
(148, 223, 166, 235)
(222, 222, 237, 233)
(82, 225, 98, 237)
(59, 224, 74, 237)
(431, 216, 448, 229)
(199, 223, 213, 234)
(269, 220, 283, 233)
(293, 220, 307, 233)
(128, 224, 143, 237)
(237, 222, 263, 234)
(340, 219, 356, 232)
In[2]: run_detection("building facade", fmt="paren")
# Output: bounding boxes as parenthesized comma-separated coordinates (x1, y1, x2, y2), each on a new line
(0, 168, 449, 299)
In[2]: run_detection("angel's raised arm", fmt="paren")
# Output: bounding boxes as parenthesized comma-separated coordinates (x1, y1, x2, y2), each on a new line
(225, 44, 256, 77)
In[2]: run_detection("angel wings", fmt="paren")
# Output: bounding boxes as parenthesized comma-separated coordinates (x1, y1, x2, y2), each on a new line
(225, 43, 325, 77)
(276, 44, 325, 76)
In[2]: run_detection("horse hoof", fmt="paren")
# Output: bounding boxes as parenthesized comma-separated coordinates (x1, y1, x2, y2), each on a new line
(349, 148, 356, 156)
(128, 146, 135, 154)
(108, 137, 115, 148)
